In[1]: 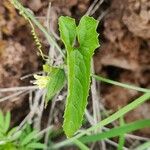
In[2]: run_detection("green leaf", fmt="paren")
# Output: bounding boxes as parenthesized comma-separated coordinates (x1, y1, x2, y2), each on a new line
(46, 68, 66, 102)
(136, 141, 150, 150)
(17, 124, 45, 149)
(51, 93, 150, 149)
(59, 16, 99, 137)
(20, 130, 37, 146)
(79, 119, 150, 144)
(0, 132, 3, 138)
(4, 111, 11, 133)
(77, 16, 99, 55)
(0, 111, 4, 131)
(10, 130, 22, 142)
(7, 127, 18, 137)
(59, 16, 76, 52)
(34, 67, 66, 104)
(0, 142, 17, 150)
(117, 117, 125, 150)
(26, 142, 47, 149)
(73, 139, 89, 150)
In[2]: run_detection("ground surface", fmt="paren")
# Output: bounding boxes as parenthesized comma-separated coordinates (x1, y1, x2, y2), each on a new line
(0, 0, 150, 148)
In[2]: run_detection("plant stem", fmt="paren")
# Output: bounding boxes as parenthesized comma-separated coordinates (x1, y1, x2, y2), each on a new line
(11, 0, 65, 58)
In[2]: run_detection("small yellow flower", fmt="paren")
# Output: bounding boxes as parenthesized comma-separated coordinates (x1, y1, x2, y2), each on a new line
(33, 74, 49, 89)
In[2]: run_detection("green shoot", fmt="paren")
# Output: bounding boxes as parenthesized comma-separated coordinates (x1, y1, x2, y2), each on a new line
(79, 119, 150, 144)
(73, 139, 90, 150)
(59, 16, 99, 137)
(117, 117, 125, 150)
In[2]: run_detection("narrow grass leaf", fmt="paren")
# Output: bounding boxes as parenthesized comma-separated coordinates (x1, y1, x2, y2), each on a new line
(26, 142, 47, 149)
(10, 130, 22, 142)
(0, 132, 3, 138)
(92, 74, 150, 93)
(7, 127, 18, 137)
(0, 111, 4, 130)
(136, 141, 150, 150)
(20, 130, 37, 146)
(117, 117, 125, 150)
(4, 111, 10, 133)
(73, 139, 90, 150)
(79, 119, 150, 143)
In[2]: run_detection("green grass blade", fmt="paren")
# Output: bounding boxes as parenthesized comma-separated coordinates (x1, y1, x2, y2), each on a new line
(52, 92, 150, 149)
(79, 119, 150, 143)
(135, 141, 150, 150)
(92, 74, 150, 93)
(117, 117, 125, 150)
(73, 139, 90, 150)
(87, 92, 150, 134)
(4, 111, 11, 133)
(20, 130, 37, 146)
(118, 135, 125, 150)
(26, 142, 47, 149)
(0, 111, 4, 128)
